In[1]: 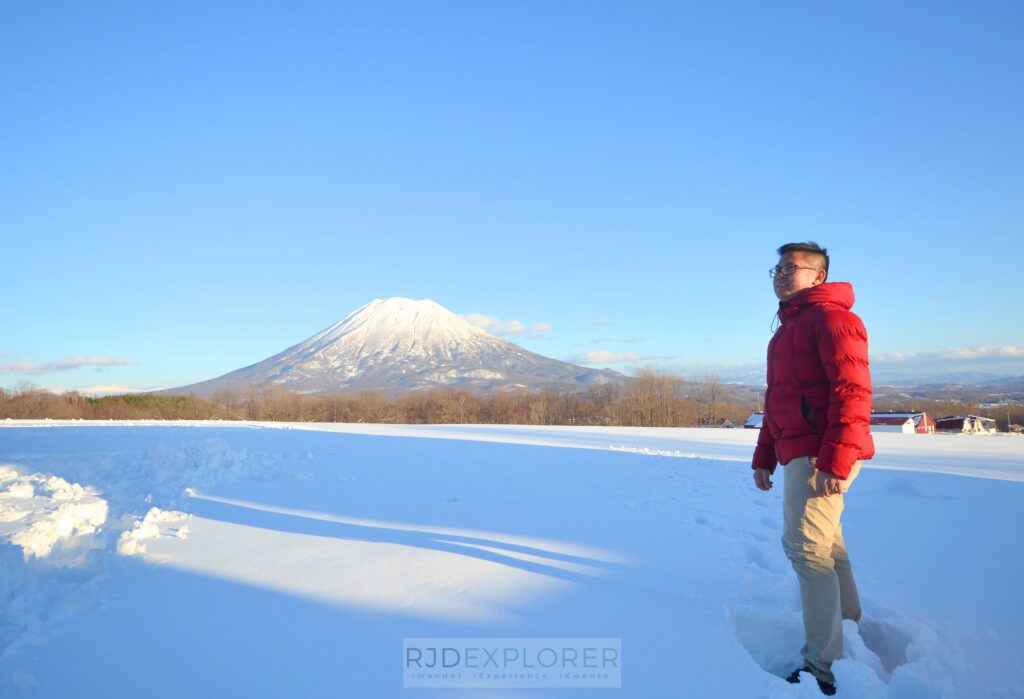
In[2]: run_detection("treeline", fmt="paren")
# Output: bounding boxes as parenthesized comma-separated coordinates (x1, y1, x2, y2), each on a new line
(0, 371, 753, 427)
(5, 374, 1019, 430)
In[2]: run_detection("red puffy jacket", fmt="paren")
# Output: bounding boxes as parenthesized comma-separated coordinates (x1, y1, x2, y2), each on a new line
(752, 282, 874, 479)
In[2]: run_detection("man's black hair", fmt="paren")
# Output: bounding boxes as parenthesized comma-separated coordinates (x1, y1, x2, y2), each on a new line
(777, 241, 829, 280)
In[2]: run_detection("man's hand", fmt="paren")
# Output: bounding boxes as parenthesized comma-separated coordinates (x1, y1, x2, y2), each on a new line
(753, 468, 773, 491)
(814, 470, 845, 497)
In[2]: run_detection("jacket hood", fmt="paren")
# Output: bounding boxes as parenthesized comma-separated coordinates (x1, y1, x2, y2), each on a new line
(780, 282, 855, 314)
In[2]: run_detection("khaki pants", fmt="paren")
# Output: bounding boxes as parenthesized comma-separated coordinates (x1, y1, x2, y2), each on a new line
(782, 456, 862, 683)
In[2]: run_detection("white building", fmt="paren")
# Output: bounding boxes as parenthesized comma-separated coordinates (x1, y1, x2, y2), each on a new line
(935, 415, 999, 435)
(870, 415, 916, 433)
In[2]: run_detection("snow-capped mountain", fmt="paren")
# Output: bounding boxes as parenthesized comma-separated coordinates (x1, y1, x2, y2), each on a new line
(163, 297, 625, 396)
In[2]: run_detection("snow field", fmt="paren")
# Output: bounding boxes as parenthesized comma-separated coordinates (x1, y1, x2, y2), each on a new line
(0, 422, 1020, 697)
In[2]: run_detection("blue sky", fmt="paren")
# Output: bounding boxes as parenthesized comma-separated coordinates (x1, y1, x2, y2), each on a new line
(2, 1, 1023, 394)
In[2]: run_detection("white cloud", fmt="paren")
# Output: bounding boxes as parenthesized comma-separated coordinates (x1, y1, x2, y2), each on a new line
(10, 384, 159, 397)
(0, 356, 139, 375)
(872, 351, 919, 362)
(867, 344, 1024, 383)
(868, 345, 1024, 364)
(74, 384, 157, 396)
(872, 345, 1024, 363)
(463, 313, 495, 329)
(588, 315, 612, 327)
(463, 314, 551, 338)
(572, 351, 644, 364)
(937, 345, 1024, 360)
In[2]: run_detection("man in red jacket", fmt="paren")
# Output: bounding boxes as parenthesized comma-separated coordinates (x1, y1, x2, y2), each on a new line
(752, 241, 874, 696)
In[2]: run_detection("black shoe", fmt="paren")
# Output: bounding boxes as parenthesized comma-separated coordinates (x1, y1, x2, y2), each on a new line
(785, 666, 836, 696)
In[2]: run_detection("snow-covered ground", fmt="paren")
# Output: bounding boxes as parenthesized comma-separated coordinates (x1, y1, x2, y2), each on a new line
(0, 420, 1021, 698)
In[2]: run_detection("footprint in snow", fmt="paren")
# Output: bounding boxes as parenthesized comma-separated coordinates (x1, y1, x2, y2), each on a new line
(858, 616, 912, 674)
(744, 544, 783, 573)
(730, 605, 920, 690)
(748, 530, 772, 544)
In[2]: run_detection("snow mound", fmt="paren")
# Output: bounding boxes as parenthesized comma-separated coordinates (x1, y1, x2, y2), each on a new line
(0, 465, 108, 562)
(0, 465, 111, 664)
(0, 439, 281, 665)
(112, 437, 290, 511)
(117, 507, 190, 556)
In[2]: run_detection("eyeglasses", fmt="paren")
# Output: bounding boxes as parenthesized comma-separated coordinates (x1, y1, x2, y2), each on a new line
(769, 263, 819, 278)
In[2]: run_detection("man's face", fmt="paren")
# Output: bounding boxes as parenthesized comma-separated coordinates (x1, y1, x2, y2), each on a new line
(773, 251, 826, 302)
